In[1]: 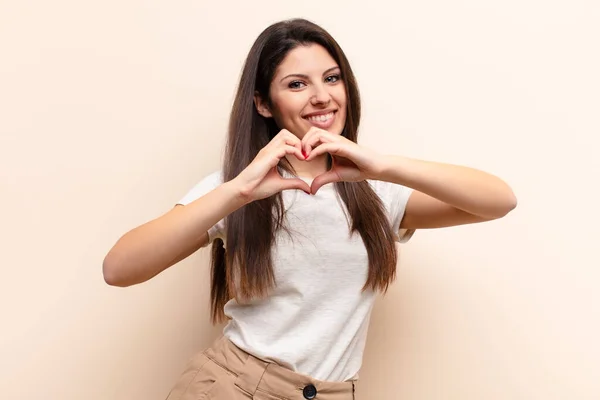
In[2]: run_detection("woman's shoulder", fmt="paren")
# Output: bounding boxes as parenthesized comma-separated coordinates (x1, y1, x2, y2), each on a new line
(366, 179, 414, 211)
(201, 169, 224, 184)
(177, 169, 224, 206)
(187, 169, 224, 191)
(367, 178, 410, 197)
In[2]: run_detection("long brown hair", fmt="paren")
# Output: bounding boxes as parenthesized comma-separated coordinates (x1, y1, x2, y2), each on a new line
(210, 18, 398, 323)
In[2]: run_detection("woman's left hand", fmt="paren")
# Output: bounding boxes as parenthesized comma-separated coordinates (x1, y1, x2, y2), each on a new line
(302, 127, 384, 194)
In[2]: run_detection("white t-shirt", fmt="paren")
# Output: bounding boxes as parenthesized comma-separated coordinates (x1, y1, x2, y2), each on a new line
(177, 170, 415, 382)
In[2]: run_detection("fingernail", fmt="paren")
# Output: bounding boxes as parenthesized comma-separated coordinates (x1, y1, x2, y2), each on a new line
(302, 150, 308, 159)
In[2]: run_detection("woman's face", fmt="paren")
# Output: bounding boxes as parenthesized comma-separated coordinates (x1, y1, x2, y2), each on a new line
(256, 44, 348, 139)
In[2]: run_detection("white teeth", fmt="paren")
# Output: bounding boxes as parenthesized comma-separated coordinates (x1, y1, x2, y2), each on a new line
(307, 112, 334, 122)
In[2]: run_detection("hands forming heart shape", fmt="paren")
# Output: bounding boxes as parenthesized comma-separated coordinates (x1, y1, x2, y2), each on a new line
(234, 127, 385, 202)
(301, 126, 382, 194)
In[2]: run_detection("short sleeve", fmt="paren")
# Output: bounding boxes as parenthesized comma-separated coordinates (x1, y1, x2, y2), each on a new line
(176, 170, 226, 247)
(369, 179, 416, 243)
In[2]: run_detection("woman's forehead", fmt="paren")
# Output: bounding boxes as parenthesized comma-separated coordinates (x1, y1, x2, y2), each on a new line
(274, 44, 338, 77)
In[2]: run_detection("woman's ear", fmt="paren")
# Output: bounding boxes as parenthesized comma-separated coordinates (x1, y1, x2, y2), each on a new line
(254, 92, 273, 118)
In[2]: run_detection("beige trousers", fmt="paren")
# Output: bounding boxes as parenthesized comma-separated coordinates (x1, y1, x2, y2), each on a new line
(165, 335, 356, 400)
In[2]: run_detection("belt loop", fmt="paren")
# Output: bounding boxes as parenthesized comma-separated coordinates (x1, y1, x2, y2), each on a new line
(234, 353, 269, 396)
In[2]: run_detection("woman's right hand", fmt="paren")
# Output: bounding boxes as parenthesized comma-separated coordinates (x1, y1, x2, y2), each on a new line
(232, 129, 311, 202)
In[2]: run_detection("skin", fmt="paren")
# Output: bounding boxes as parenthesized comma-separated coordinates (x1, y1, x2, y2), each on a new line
(103, 43, 517, 287)
(254, 44, 346, 179)
(255, 43, 517, 226)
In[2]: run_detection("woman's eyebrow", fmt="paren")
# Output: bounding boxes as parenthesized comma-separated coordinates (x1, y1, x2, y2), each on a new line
(279, 66, 340, 83)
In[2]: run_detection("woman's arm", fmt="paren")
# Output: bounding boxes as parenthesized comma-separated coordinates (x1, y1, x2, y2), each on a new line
(102, 180, 246, 287)
(375, 155, 517, 229)
(103, 129, 311, 287)
(302, 127, 517, 229)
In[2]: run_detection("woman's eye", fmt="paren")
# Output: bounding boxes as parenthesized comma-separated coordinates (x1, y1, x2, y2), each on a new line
(289, 81, 306, 89)
(326, 74, 341, 83)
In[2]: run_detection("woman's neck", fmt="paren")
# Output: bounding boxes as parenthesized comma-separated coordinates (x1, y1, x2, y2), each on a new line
(284, 153, 329, 179)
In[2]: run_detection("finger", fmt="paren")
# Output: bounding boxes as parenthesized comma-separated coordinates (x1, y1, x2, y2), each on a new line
(281, 130, 303, 148)
(305, 142, 343, 161)
(278, 177, 311, 194)
(311, 169, 341, 194)
(278, 130, 306, 159)
(302, 127, 326, 158)
(272, 129, 300, 147)
(303, 128, 336, 158)
(279, 144, 306, 161)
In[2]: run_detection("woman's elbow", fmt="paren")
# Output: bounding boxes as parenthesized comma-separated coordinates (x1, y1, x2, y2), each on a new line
(496, 191, 518, 218)
(102, 254, 130, 287)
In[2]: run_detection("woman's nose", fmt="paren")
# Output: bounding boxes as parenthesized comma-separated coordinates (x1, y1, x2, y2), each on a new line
(310, 84, 332, 105)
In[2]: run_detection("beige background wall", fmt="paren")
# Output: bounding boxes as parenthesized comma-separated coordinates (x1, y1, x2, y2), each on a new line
(1, 1, 598, 399)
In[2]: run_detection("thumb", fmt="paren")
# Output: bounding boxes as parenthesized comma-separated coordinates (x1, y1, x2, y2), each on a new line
(278, 177, 311, 194)
(311, 170, 340, 195)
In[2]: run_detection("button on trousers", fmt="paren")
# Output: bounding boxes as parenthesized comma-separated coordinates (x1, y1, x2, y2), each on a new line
(165, 335, 356, 399)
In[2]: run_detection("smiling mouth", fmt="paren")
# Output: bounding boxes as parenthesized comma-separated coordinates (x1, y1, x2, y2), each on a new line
(303, 111, 337, 129)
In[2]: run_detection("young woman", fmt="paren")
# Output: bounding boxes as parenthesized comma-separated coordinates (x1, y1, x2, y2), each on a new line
(103, 18, 517, 400)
